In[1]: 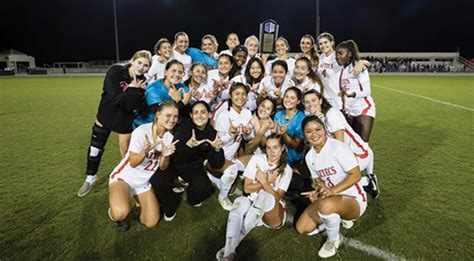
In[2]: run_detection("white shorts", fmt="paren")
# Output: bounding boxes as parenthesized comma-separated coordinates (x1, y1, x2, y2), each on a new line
(260, 200, 287, 229)
(340, 184, 367, 218)
(345, 104, 376, 118)
(109, 172, 152, 196)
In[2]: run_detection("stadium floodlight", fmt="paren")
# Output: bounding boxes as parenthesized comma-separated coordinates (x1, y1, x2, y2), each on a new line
(113, 0, 120, 62)
(316, 0, 320, 38)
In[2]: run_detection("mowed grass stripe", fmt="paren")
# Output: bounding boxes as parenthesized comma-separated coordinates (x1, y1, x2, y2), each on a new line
(1, 76, 473, 260)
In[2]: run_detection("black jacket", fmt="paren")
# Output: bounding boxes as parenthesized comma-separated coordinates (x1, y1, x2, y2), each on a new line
(96, 64, 146, 133)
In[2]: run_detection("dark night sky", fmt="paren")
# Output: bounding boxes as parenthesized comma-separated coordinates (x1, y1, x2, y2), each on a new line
(2, 0, 473, 65)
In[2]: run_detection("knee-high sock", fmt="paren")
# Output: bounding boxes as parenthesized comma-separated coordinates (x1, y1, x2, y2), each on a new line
(207, 172, 221, 190)
(243, 190, 275, 234)
(318, 212, 341, 241)
(219, 164, 238, 197)
(224, 197, 251, 257)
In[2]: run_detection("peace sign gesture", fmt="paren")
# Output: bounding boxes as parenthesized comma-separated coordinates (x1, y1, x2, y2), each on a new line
(162, 140, 180, 157)
(276, 120, 290, 135)
(143, 134, 163, 153)
(186, 129, 207, 148)
(129, 74, 147, 90)
(228, 119, 239, 136)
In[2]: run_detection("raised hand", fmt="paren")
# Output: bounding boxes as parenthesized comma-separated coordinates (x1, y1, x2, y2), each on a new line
(255, 166, 268, 185)
(168, 87, 182, 102)
(274, 88, 281, 99)
(143, 134, 162, 153)
(205, 135, 223, 151)
(193, 88, 203, 100)
(162, 140, 179, 157)
(228, 119, 239, 136)
(129, 74, 147, 89)
(243, 122, 253, 135)
(181, 87, 192, 104)
(276, 120, 289, 135)
(186, 129, 207, 148)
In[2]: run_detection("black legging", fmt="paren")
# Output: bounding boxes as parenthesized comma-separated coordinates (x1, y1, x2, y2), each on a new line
(150, 164, 215, 216)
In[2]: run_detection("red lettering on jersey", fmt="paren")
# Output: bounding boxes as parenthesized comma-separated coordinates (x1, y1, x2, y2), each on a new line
(317, 166, 337, 177)
(320, 63, 333, 69)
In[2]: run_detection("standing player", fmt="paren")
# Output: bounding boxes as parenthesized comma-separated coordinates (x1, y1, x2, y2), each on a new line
(265, 37, 296, 78)
(146, 38, 173, 85)
(77, 50, 152, 197)
(108, 103, 179, 231)
(293, 56, 323, 94)
(303, 90, 379, 198)
(187, 34, 219, 69)
(231, 57, 265, 112)
(296, 116, 367, 258)
(220, 32, 240, 56)
(297, 34, 319, 70)
(172, 32, 192, 80)
(216, 134, 293, 260)
(336, 40, 376, 142)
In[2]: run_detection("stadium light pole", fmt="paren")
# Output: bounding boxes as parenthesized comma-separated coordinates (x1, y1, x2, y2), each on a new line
(316, 0, 320, 38)
(113, 0, 120, 62)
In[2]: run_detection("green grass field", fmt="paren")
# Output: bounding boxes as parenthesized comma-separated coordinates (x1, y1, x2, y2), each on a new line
(1, 75, 473, 260)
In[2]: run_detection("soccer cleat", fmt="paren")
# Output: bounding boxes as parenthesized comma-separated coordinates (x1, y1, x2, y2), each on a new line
(363, 174, 380, 199)
(318, 234, 344, 258)
(307, 224, 326, 236)
(77, 176, 98, 197)
(216, 247, 235, 261)
(173, 176, 189, 193)
(193, 202, 203, 207)
(218, 196, 233, 211)
(341, 220, 354, 229)
(115, 220, 130, 232)
(172, 186, 186, 194)
(164, 213, 176, 222)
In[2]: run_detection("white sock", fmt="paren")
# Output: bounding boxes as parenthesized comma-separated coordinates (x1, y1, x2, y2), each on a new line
(243, 190, 275, 234)
(219, 164, 238, 197)
(86, 175, 97, 183)
(207, 172, 221, 190)
(318, 212, 341, 241)
(307, 223, 326, 236)
(224, 197, 251, 257)
(360, 176, 369, 187)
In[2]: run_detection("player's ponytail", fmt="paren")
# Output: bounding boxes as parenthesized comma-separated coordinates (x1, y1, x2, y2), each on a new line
(336, 40, 361, 65)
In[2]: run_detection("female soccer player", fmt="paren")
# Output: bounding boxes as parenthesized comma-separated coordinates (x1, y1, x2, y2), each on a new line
(296, 116, 367, 258)
(220, 32, 240, 56)
(184, 62, 208, 104)
(297, 34, 319, 70)
(108, 103, 179, 230)
(273, 87, 306, 167)
(206, 54, 233, 117)
(77, 50, 152, 197)
(231, 57, 265, 112)
(265, 37, 295, 78)
(336, 40, 376, 142)
(150, 101, 225, 220)
(293, 56, 323, 94)
(146, 38, 173, 85)
(245, 98, 277, 156)
(258, 60, 295, 103)
(303, 90, 378, 198)
(211, 83, 254, 210)
(133, 60, 190, 128)
(317, 32, 367, 110)
(216, 134, 293, 260)
(244, 35, 260, 59)
(187, 34, 219, 69)
(172, 32, 192, 80)
(229, 45, 248, 79)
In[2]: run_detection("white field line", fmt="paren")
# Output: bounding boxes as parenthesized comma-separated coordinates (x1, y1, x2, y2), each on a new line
(285, 213, 405, 260)
(372, 83, 474, 112)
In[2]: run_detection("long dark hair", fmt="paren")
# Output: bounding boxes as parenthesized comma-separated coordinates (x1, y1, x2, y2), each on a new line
(301, 34, 319, 67)
(336, 40, 361, 65)
(255, 97, 277, 120)
(282, 87, 302, 110)
(244, 57, 265, 85)
(227, 82, 249, 111)
(184, 62, 207, 86)
(229, 45, 248, 78)
(266, 133, 288, 176)
(295, 56, 324, 94)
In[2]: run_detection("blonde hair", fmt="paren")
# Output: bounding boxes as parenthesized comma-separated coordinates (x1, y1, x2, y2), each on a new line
(201, 34, 219, 52)
(244, 35, 260, 46)
(130, 50, 152, 65)
(276, 37, 290, 52)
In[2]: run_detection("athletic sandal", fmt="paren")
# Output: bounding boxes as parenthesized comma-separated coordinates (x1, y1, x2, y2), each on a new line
(77, 176, 98, 197)
(318, 234, 344, 258)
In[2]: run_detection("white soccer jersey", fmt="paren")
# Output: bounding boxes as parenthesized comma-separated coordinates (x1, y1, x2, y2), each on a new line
(322, 108, 371, 160)
(265, 58, 296, 78)
(109, 123, 174, 192)
(291, 76, 321, 95)
(258, 75, 295, 100)
(172, 49, 192, 81)
(339, 64, 376, 118)
(305, 138, 367, 202)
(146, 55, 168, 85)
(219, 49, 233, 56)
(214, 106, 253, 161)
(205, 69, 232, 105)
(317, 52, 343, 110)
(243, 154, 293, 201)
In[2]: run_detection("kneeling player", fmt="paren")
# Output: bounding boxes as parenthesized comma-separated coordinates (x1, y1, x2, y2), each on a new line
(108, 103, 179, 231)
(296, 116, 367, 258)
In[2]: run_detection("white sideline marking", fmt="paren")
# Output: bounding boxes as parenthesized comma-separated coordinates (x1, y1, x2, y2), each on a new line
(344, 237, 405, 260)
(372, 84, 474, 112)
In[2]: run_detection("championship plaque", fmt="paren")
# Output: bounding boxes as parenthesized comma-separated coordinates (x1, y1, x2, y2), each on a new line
(259, 19, 279, 54)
